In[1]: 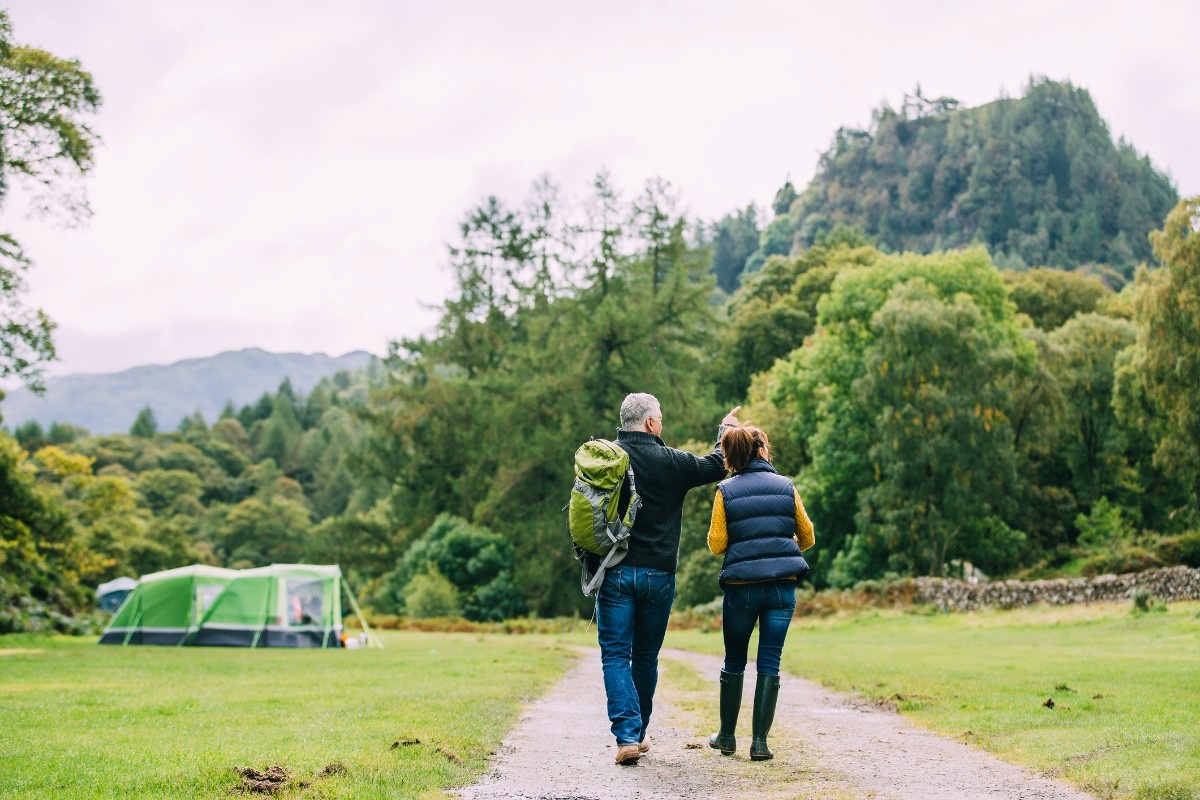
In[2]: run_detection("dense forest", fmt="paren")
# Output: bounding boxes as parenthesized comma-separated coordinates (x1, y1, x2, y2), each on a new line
(731, 79, 1179, 287)
(1, 14, 1198, 630)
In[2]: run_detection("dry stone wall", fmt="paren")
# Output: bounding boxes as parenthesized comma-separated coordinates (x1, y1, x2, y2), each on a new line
(914, 566, 1200, 611)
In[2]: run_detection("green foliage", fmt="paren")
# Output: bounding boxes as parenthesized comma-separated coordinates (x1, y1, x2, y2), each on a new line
(1131, 588, 1154, 613)
(1047, 314, 1139, 509)
(364, 174, 724, 617)
(775, 79, 1177, 283)
(1004, 268, 1113, 331)
(760, 247, 1033, 582)
(1070, 496, 1162, 578)
(380, 515, 524, 622)
(0, 433, 99, 631)
(5, 153, 1192, 625)
(743, 214, 796, 273)
(707, 203, 760, 293)
(1134, 781, 1199, 800)
(673, 548, 721, 609)
(771, 179, 797, 216)
(0, 12, 102, 390)
(1075, 498, 1134, 550)
(401, 565, 462, 618)
(713, 243, 882, 404)
(1153, 530, 1200, 568)
(855, 277, 1027, 576)
(128, 405, 157, 438)
(1130, 197, 1200, 505)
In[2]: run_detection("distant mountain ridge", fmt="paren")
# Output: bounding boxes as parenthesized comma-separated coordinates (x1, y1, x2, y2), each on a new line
(0, 348, 376, 434)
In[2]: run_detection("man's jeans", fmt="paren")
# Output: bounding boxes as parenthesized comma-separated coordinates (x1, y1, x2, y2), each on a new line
(596, 565, 675, 745)
(720, 579, 797, 676)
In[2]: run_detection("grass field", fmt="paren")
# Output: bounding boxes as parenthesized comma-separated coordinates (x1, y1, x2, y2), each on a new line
(671, 601, 1200, 800)
(0, 632, 574, 799)
(3, 603, 1197, 800)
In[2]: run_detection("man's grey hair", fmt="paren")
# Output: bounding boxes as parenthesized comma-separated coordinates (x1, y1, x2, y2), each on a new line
(620, 393, 661, 431)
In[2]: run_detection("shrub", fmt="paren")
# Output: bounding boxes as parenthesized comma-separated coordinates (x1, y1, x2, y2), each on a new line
(1076, 498, 1136, 549)
(402, 567, 461, 619)
(1132, 588, 1153, 613)
(674, 550, 721, 609)
(1155, 530, 1200, 568)
(1131, 588, 1168, 616)
(669, 597, 723, 631)
(376, 514, 526, 622)
(1080, 545, 1161, 577)
(1135, 779, 1198, 800)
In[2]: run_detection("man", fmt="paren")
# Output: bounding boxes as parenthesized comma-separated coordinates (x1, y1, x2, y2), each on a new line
(597, 392, 740, 765)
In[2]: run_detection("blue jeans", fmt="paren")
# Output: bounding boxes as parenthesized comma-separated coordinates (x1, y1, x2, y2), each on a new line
(595, 566, 676, 745)
(721, 579, 797, 676)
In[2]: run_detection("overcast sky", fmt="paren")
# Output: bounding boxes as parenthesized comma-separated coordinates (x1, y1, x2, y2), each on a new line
(5, 0, 1199, 378)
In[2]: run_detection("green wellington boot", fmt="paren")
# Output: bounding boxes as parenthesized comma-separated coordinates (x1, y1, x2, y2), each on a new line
(707, 670, 743, 755)
(749, 673, 780, 761)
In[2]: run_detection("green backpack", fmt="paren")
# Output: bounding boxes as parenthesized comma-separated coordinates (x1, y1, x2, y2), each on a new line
(568, 438, 641, 596)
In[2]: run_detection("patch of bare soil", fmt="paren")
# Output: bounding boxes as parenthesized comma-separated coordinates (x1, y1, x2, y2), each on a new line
(453, 648, 1098, 800)
(234, 765, 294, 795)
(233, 763, 347, 795)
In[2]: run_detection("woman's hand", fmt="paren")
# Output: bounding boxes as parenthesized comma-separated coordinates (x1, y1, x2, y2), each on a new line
(721, 406, 742, 426)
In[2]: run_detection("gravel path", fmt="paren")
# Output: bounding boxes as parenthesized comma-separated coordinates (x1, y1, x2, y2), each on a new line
(453, 647, 1096, 800)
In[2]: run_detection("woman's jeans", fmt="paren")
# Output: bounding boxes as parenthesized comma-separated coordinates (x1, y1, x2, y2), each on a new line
(596, 566, 675, 745)
(721, 579, 797, 675)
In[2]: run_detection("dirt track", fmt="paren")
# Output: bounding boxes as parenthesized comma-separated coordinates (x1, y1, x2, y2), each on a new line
(453, 647, 1096, 800)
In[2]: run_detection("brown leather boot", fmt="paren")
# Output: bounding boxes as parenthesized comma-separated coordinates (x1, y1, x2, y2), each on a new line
(615, 744, 640, 765)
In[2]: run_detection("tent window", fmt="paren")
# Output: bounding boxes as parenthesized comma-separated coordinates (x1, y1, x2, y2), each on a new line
(194, 583, 224, 624)
(286, 578, 324, 625)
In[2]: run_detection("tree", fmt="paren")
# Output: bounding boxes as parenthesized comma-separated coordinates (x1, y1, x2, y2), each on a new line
(708, 204, 759, 293)
(1003, 268, 1113, 331)
(12, 419, 45, 450)
(1127, 197, 1200, 506)
(0, 432, 98, 631)
(31, 445, 175, 582)
(712, 243, 882, 404)
(129, 406, 157, 438)
(1047, 314, 1137, 511)
(216, 493, 310, 568)
(772, 180, 797, 217)
(757, 247, 1033, 583)
(781, 79, 1176, 281)
(360, 174, 722, 616)
(0, 11, 101, 390)
(378, 515, 524, 622)
(854, 280, 1026, 576)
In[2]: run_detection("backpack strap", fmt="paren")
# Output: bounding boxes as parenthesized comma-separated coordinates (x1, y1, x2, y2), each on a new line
(581, 540, 629, 597)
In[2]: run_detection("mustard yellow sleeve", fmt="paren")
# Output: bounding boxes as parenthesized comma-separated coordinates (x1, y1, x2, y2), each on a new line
(794, 487, 815, 551)
(708, 490, 729, 554)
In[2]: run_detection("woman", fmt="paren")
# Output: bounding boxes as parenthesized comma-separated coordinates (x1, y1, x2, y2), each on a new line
(706, 424, 814, 761)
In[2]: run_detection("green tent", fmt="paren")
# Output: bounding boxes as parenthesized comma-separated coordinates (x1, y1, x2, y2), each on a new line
(100, 563, 375, 648)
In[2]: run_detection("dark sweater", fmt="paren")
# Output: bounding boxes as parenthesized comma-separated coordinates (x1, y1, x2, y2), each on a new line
(609, 426, 729, 573)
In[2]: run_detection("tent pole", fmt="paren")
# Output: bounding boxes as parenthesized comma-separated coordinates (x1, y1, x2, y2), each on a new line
(179, 573, 195, 647)
(342, 576, 382, 649)
(122, 606, 142, 646)
(251, 570, 275, 649)
(321, 578, 331, 650)
(120, 589, 143, 646)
